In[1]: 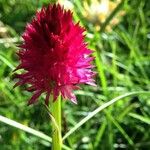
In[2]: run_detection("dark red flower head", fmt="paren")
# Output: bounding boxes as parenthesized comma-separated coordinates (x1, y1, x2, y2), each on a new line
(14, 4, 95, 105)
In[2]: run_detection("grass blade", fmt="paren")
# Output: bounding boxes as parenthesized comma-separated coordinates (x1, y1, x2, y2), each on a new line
(0, 115, 71, 150)
(0, 54, 15, 70)
(129, 113, 150, 125)
(63, 91, 150, 140)
(94, 120, 107, 148)
(105, 111, 134, 146)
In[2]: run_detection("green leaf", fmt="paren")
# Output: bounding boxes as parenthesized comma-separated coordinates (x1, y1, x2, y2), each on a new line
(0, 115, 71, 150)
(63, 91, 150, 140)
(129, 113, 150, 125)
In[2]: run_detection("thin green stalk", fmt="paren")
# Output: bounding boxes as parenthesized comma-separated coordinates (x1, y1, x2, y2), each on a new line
(51, 95, 62, 150)
(94, 49, 107, 95)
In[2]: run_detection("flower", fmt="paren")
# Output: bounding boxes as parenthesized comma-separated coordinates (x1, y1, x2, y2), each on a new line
(14, 4, 95, 105)
(82, 0, 126, 31)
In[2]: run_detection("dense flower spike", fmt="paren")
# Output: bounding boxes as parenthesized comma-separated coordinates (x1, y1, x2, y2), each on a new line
(14, 4, 95, 105)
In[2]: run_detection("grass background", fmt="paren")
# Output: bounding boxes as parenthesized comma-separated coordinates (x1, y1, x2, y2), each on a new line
(0, 0, 150, 149)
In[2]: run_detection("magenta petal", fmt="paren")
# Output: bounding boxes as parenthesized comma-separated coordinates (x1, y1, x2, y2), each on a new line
(60, 85, 77, 104)
(28, 90, 42, 105)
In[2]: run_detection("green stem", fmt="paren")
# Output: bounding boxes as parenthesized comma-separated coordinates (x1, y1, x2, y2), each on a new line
(51, 95, 62, 150)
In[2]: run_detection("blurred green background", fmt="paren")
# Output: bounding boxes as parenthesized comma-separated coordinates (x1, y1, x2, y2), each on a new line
(0, 0, 150, 149)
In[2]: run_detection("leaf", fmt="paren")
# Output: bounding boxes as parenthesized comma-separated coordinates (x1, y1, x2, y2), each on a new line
(0, 115, 71, 150)
(0, 54, 15, 70)
(63, 91, 150, 140)
(129, 113, 150, 125)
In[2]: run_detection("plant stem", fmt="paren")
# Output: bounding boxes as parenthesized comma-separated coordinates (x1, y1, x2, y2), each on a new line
(51, 95, 62, 150)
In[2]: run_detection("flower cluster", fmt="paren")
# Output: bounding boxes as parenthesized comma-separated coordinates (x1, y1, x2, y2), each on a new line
(14, 4, 95, 105)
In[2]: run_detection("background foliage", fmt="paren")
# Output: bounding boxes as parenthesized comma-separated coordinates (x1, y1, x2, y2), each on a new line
(0, 0, 150, 149)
